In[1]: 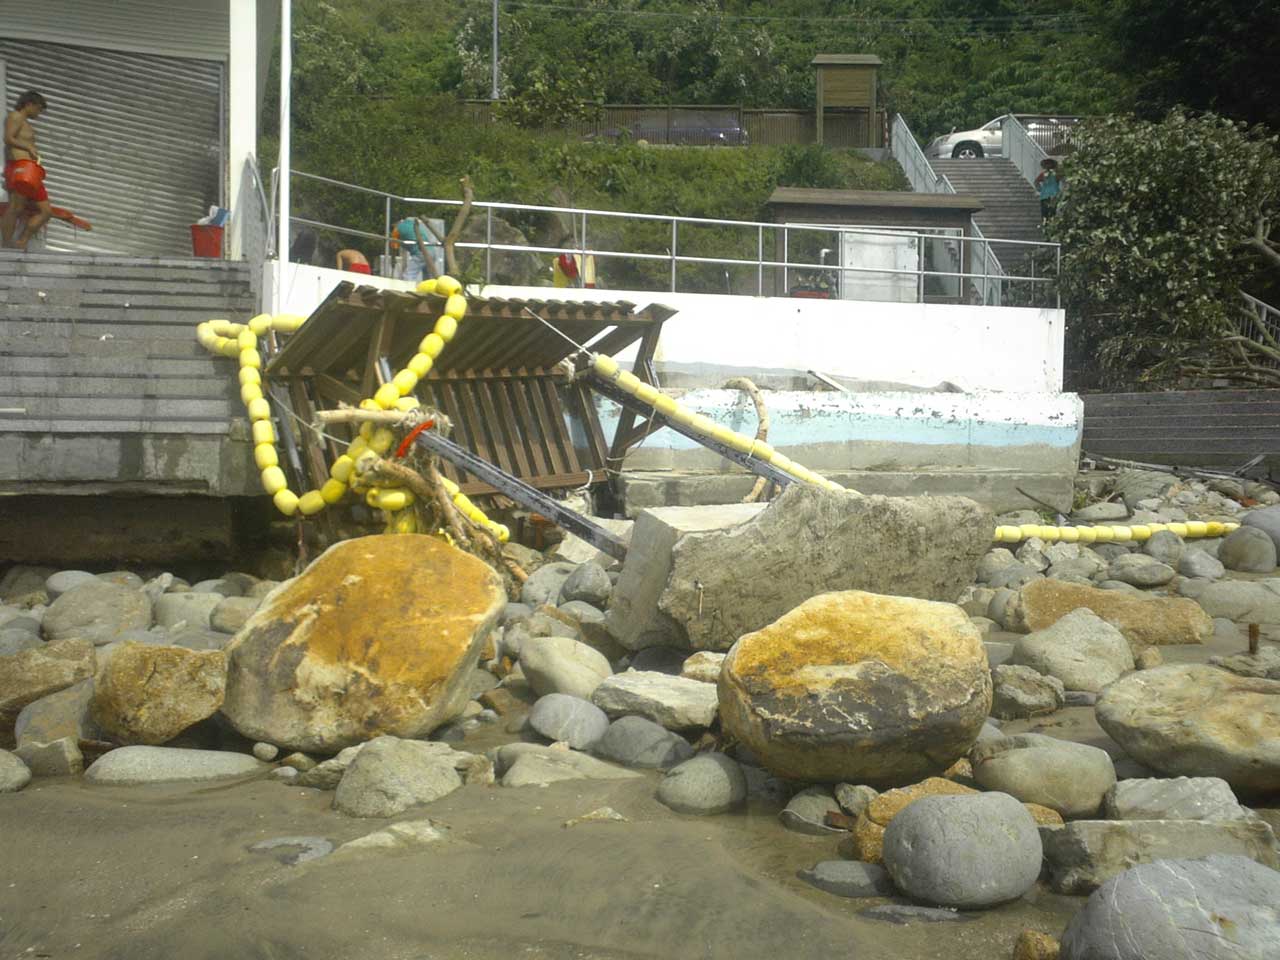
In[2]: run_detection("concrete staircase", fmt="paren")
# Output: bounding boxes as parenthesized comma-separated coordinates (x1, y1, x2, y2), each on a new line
(932, 158, 1043, 267)
(0, 251, 258, 496)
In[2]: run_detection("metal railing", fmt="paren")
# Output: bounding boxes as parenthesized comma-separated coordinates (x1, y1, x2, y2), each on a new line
(891, 113, 955, 196)
(1242, 292, 1280, 369)
(277, 168, 1060, 307)
(1005, 115, 1051, 191)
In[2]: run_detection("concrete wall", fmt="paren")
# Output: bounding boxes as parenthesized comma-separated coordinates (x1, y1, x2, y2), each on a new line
(265, 265, 1065, 393)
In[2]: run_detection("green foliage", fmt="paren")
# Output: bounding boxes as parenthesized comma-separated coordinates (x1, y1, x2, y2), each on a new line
(1049, 111, 1280, 388)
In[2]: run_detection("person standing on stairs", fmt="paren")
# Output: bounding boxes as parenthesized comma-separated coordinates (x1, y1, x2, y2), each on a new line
(1, 90, 53, 250)
(1035, 158, 1064, 224)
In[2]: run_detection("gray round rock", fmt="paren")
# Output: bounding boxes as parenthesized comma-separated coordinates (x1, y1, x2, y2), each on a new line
(780, 786, 842, 835)
(799, 861, 896, 898)
(44, 570, 96, 600)
(528, 693, 610, 750)
(1107, 554, 1176, 587)
(1178, 549, 1226, 580)
(1242, 505, 1280, 554)
(84, 746, 265, 784)
(656, 753, 746, 815)
(520, 562, 577, 608)
(1220, 527, 1277, 573)
(558, 563, 612, 607)
(0, 749, 32, 792)
(0, 628, 41, 656)
(1060, 855, 1280, 960)
(592, 715, 693, 769)
(1142, 530, 1185, 567)
(971, 732, 1116, 818)
(41, 580, 153, 646)
(882, 792, 1042, 909)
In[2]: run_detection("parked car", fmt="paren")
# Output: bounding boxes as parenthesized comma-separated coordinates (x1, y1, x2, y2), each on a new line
(925, 114, 1079, 159)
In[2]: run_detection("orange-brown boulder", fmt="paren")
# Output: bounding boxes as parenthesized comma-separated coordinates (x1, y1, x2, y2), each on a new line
(1014, 579, 1211, 651)
(220, 535, 505, 752)
(93, 643, 226, 745)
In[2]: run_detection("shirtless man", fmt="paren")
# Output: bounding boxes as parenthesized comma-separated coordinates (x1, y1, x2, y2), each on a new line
(1, 90, 52, 250)
(335, 248, 372, 275)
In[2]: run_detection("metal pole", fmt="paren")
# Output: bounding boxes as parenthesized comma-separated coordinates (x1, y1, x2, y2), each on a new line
(383, 195, 391, 272)
(756, 225, 763, 296)
(490, 0, 500, 100)
(670, 220, 677, 292)
(783, 227, 789, 293)
(1056, 244, 1061, 309)
(580, 212, 588, 288)
(485, 207, 493, 283)
(275, 0, 291, 315)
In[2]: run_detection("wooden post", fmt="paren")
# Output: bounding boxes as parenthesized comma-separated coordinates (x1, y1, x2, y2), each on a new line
(815, 67, 824, 146)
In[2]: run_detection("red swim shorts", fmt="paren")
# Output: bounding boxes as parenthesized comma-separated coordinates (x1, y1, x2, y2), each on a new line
(346, 262, 372, 275)
(3, 159, 48, 204)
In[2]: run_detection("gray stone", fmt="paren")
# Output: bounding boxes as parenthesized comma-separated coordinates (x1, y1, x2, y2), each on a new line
(168, 626, 231, 651)
(984, 640, 1014, 667)
(528, 693, 610, 750)
(1102, 777, 1249, 821)
(986, 564, 1042, 591)
(1096, 664, 1280, 792)
(1243, 505, 1280, 555)
(976, 549, 1017, 585)
(972, 733, 1116, 818)
(991, 664, 1065, 720)
(153, 592, 223, 630)
(209, 596, 262, 634)
(1040, 819, 1280, 895)
(41, 581, 152, 646)
(987, 588, 1018, 629)
(552, 518, 635, 568)
(656, 753, 746, 814)
(333, 737, 464, 817)
(1093, 544, 1136, 562)
(970, 617, 998, 638)
(1064, 690, 1098, 707)
(780, 786, 843, 835)
(249, 836, 333, 865)
(520, 563, 578, 608)
(556, 601, 605, 626)
(975, 720, 1004, 744)
(591, 715, 694, 769)
(15, 737, 82, 776)
(835, 783, 879, 817)
(1072, 502, 1130, 522)
(501, 602, 533, 626)
(330, 819, 452, 857)
(0, 628, 41, 655)
(1186, 579, 1280, 624)
(44, 570, 96, 600)
(1050, 557, 1108, 581)
(519, 635, 612, 700)
(297, 744, 365, 790)
(957, 585, 996, 618)
(1044, 541, 1083, 566)
(1210, 646, 1280, 680)
(883, 792, 1043, 909)
(526, 611, 579, 640)
(798, 861, 896, 898)
(1107, 554, 1176, 587)
(1221, 527, 1278, 573)
(1009, 608, 1135, 693)
(590, 671, 719, 729)
(190, 578, 239, 596)
(14, 678, 99, 747)
(1096, 579, 1140, 592)
(84, 746, 265, 784)
(493, 742, 641, 787)
(859, 904, 975, 924)
(607, 487, 992, 652)
(1015, 538, 1051, 573)
(0, 749, 32, 791)
(1141, 529, 1185, 566)
(252, 742, 279, 762)
(0, 639, 95, 731)
(558, 563, 612, 607)
(1059, 855, 1280, 960)
(1179, 548, 1226, 580)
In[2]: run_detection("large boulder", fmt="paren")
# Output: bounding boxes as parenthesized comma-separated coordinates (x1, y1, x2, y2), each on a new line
(221, 535, 505, 754)
(92, 643, 227, 745)
(41, 580, 152, 646)
(608, 486, 993, 652)
(1096, 664, 1280, 792)
(971, 733, 1116, 818)
(1220, 527, 1277, 573)
(882, 792, 1043, 909)
(14, 678, 100, 749)
(1009, 608, 1135, 693)
(1242, 504, 1280, 554)
(1013, 579, 1212, 649)
(718, 591, 991, 785)
(0, 639, 95, 738)
(1181, 579, 1280, 624)
(1059, 856, 1280, 960)
(1041, 819, 1280, 894)
(1101, 777, 1249, 822)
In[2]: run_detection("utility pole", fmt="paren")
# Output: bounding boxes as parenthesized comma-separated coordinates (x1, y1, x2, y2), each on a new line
(490, 0, 500, 100)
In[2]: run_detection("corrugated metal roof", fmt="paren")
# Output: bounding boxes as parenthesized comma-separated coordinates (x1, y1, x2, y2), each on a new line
(811, 54, 883, 66)
(768, 187, 984, 211)
(0, 0, 230, 62)
(2, 39, 222, 257)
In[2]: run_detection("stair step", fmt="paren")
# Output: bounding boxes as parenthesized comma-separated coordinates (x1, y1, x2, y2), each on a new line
(0, 395, 233, 419)
(0, 355, 233, 377)
(7, 374, 233, 400)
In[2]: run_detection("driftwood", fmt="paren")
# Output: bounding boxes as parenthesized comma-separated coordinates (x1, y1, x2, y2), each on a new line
(411, 174, 475, 278)
(723, 376, 774, 503)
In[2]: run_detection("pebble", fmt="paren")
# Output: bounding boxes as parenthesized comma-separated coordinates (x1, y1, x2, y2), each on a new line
(253, 742, 279, 762)
(835, 783, 879, 817)
(780, 786, 842, 835)
(0, 749, 33, 792)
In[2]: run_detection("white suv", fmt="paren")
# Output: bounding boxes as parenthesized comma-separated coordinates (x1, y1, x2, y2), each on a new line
(925, 114, 1079, 159)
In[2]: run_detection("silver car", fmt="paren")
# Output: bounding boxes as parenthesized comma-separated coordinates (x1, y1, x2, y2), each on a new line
(925, 114, 1079, 160)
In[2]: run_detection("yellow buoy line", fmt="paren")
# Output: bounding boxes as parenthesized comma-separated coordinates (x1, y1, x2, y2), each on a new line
(992, 520, 1240, 545)
(196, 275, 508, 542)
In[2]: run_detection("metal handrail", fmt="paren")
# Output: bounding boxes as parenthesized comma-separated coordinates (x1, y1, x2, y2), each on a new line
(1004, 115, 1050, 190)
(278, 166, 1061, 304)
(890, 114, 955, 195)
(1241, 292, 1280, 368)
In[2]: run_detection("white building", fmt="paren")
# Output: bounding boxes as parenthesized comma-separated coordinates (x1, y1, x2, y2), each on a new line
(0, 0, 275, 259)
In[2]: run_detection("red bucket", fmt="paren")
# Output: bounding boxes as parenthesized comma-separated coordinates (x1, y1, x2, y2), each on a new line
(190, 224, 224, 258)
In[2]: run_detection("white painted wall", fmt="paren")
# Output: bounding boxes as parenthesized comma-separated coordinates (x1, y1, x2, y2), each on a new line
(262, 264, 1066, 393)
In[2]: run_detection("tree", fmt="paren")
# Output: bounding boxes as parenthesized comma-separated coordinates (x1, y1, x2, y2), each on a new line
(1050, 111, 1280, 389)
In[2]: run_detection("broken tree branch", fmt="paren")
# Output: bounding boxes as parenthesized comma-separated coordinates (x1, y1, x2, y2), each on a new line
(723, 376, 773, 503)
(442, 175, 474, 277)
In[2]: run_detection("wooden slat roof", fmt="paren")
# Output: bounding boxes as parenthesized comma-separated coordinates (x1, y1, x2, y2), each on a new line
(267, 283, 675, 378)
(811, 54, 883, 66)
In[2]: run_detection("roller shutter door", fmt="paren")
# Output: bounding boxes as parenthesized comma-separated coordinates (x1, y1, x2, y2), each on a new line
(1, 38, 222, 257)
